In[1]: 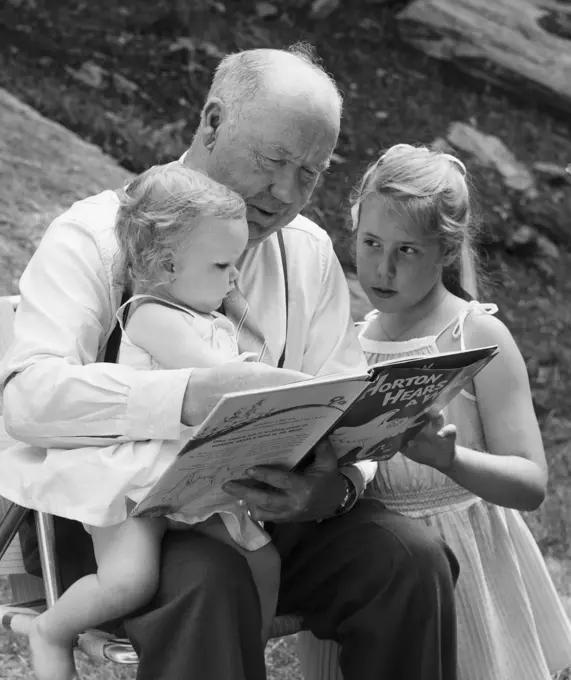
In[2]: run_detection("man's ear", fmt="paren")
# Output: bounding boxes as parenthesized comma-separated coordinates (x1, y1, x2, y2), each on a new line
(200, 98, 226, 151)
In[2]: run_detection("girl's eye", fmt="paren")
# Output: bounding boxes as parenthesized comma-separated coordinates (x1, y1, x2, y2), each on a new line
(363, 238, 381, 249)
(216, 263, 230, 270)
(400, 246, 419, 255)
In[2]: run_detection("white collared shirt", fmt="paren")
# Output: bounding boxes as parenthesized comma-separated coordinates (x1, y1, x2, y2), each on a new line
(0, 189, 375, 489)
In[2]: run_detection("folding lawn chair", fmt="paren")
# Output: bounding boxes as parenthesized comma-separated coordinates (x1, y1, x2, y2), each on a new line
(0, 294, 304, 666)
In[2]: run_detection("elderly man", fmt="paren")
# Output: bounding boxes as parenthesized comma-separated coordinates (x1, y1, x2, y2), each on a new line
(1, 45, 459, 679)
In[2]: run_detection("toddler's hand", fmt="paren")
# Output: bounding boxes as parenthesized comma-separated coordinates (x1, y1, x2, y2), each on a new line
(401, 411, 457, 472)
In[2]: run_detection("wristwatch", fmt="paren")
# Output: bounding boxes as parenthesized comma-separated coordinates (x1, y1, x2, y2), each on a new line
(334, 473, 359, 516)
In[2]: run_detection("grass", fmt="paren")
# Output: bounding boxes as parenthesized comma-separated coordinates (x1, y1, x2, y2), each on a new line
(0, 0, 570, 677)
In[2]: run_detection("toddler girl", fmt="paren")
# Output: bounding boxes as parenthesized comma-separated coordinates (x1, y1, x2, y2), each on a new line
(23, 163, 305, 680)
(299, 144, 571, 680)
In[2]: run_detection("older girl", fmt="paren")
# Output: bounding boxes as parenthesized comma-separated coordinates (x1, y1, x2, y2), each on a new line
(299, 144, 571, 680)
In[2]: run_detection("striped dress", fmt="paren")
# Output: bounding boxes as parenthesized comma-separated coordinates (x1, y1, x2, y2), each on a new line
(298, 302, 571, 680)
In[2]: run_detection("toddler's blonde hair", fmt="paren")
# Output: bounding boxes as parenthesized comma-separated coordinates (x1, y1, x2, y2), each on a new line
(115, 162, 246, 289)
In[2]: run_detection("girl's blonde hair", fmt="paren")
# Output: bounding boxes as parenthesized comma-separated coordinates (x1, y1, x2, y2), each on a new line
(351, 143, 478, 299)
(115, 162, 246, 288)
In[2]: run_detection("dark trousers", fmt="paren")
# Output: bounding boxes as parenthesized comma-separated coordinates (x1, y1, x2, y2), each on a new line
(123, 499, 459, 680)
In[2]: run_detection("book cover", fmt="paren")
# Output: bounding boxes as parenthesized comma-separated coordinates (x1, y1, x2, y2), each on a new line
(330, 346, 498, 464)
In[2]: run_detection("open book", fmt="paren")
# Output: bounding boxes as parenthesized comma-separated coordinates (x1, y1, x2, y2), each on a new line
(131, 345, 498, 519)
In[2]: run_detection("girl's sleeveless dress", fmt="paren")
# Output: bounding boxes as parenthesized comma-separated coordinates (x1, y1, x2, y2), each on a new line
(0, 294, 269, 550)
(298, 301, 571, 680)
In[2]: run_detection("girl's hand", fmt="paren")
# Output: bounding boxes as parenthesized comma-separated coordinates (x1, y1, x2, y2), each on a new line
(401, 411, 457, 472)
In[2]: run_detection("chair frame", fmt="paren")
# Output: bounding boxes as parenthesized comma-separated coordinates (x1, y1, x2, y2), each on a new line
(0, 294, 303, 666)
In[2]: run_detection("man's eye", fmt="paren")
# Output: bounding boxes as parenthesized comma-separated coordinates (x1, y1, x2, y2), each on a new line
(263, 156, 286, 167)
(301, 168, 318, 182)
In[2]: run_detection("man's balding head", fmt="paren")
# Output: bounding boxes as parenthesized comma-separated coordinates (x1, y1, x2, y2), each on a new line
(186, 44, 341, 245)
(207, 43, 343, 128)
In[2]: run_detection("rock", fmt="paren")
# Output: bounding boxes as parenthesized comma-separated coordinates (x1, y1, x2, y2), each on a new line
(200, 41, 227, 60)
(309, 0, 340, 19)
(169, 36, 197, 53)
(506, 224, 538, 252)
(512, 194, 571, 246)
(446, 122, 536, 195)
(255, 2, 279, 18)
(532, 161, 571, 186)
(505, 224, 560, 261)
(112, 72, 140, 96)
(535, 364, 554, 386)
(0, 88, 133, 296)
(396, 0, 571, 119)
(65, 61, 106, 89)
(532, 257, 557, 283)
(536, 234, 560, 260)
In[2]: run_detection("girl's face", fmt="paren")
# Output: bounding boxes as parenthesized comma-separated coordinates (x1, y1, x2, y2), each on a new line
(163, 216, 248, 314)
(356, 195, 451, 314)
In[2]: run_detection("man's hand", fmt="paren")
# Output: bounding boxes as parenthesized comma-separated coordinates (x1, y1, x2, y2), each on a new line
(181, 362, 310, 426)
(222, 439, 348, 523)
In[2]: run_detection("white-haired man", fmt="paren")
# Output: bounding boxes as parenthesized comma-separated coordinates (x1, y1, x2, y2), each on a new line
(1, 44, 459, 680)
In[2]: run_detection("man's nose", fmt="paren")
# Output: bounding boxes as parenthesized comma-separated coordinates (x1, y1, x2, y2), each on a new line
(270, 165, 298, 205)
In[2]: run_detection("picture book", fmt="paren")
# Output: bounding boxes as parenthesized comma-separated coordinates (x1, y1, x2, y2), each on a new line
(131, 345, 498, 519)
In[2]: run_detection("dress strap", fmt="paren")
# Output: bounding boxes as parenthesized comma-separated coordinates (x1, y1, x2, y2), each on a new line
(116, 293, 197, 332)
(435, 301, 499, 351)
(356, 308, 378, 333)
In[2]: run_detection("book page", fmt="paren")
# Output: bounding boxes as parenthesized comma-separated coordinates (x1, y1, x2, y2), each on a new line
(132, 374, 367, 519)
(330, 347, 498, 464)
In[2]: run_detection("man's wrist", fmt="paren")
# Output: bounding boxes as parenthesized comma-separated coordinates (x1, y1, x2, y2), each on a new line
(334, 470, 359, 516)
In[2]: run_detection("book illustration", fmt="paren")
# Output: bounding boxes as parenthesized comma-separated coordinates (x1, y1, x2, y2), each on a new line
(178, 395, 350, 458)
(330, 407, 400, 456)
(334, 410, 429, 464)
(329, 348, 498, 464)
(192, 398, 269, 440)
(133, 463, 237, 518)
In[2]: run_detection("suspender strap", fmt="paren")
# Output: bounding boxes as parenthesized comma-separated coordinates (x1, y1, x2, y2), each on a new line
(276, 229, 289, 369)
(104, 288, 131, 364)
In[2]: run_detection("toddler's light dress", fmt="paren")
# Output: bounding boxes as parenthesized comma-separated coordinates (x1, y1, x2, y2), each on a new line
(298, 301, 571, 680)
(0, 294, 269, 551)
